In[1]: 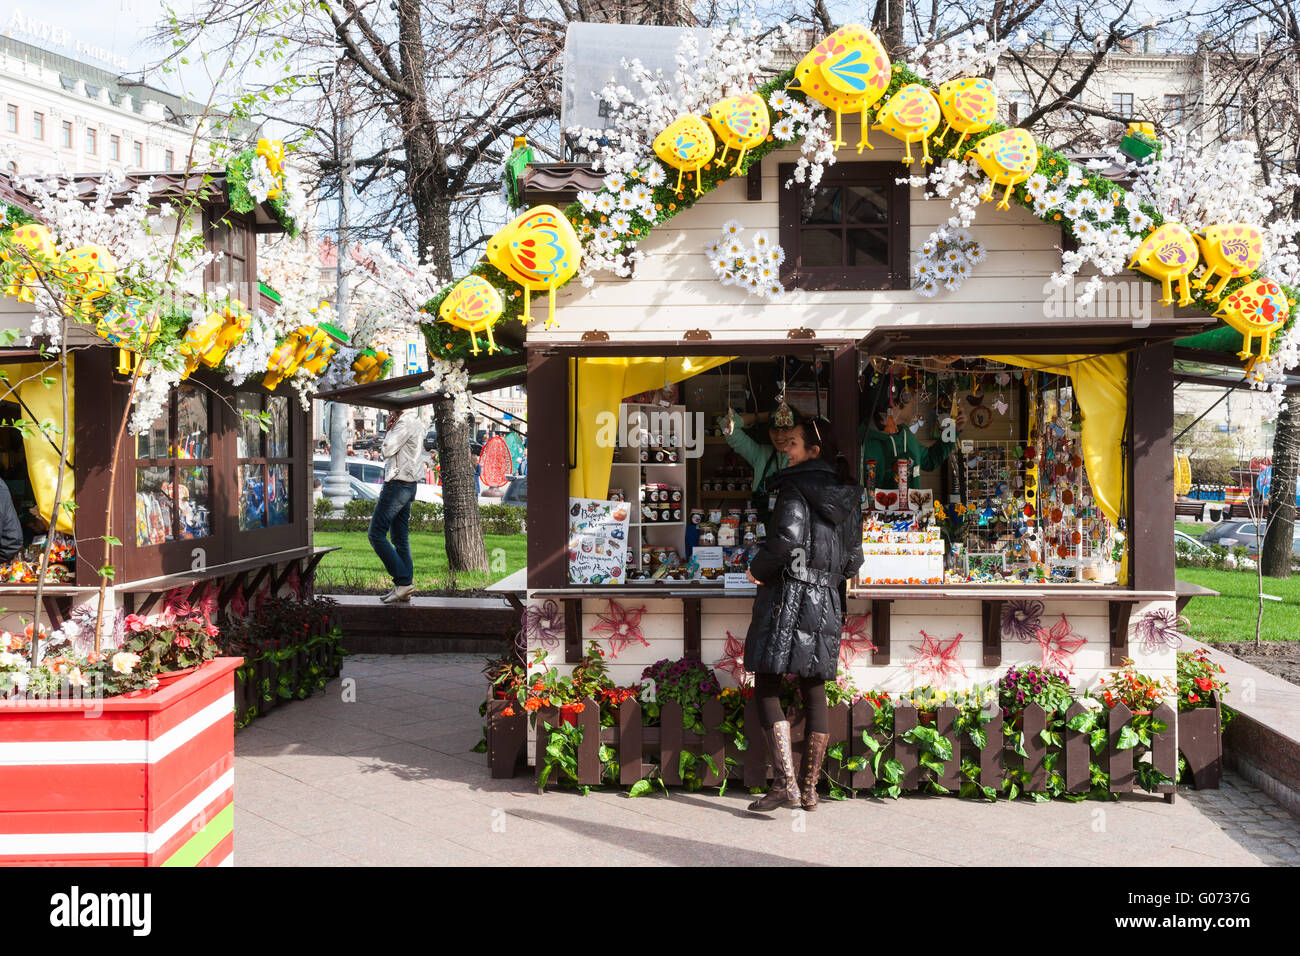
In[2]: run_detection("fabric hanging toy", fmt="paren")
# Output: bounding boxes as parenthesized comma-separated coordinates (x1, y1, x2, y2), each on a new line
(652, 115, 716, 196)
(485, 204, 581, 329)
(786, 24, 890, 151)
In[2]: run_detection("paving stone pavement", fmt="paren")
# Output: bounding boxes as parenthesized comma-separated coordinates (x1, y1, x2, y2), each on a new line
(233, 653, 1300, 866)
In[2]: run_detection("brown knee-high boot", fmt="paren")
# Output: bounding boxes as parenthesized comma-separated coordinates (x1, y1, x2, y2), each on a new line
(747, 720, 802, 813)
(800, 732, 830, 810)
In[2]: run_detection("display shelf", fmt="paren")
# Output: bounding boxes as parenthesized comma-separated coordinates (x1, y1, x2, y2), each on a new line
(699, 489, 752, 499)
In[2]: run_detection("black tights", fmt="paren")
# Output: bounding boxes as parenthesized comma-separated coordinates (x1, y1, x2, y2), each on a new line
(753, 673, 828, 734)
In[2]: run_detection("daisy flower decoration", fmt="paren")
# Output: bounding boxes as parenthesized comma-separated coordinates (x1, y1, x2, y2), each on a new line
(769, 89, 793, 112)
(1032, 197, 1052, 215)
(642, 164, 666, 187)
(745, 274, 762, 294)
(603, 171, 626, 193)
(764, 280, 785, 299)
(943, 276, 961, 292)
(767, 246, 786, 266)
(1104, 224, 1127, 242)
(595, 225, 616, 243)
(933, 260, 951, 278)
(745, 249, 762, 268)
(1075, 190, 1095, 213)
(595, 193, 616, 214)
(577, 191, 598, 212)
(920, 239, 937, 257)
(629, 183, 653, 206)
(965, 243, 987, 265)
(1062, 198, 1083, 221)
(1128, 209, 1153, 231)
(917, 278, 939, 297)
(610, 212, 632, 233)
(1091, 200, 1114, 223)
(752, 231, 771, 250)
(721, 219, 743, 238)
(1072, 219, 1096, 241)
(773, 118, 796, 140)
(617, 191, 639, 211)
(1025, 173, 1049, 195)
(725, 237, 745, 258)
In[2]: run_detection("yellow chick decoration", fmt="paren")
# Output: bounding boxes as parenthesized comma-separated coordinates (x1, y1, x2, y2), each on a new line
(1193, 223, 1265, 301)
(295, 324, 347, 377)
(263, 328, 310, 390)
(352, 349, 391, 385)
(255, 138, 286, 198)
(1128, 222, 1200, 306)
(439, 275, 504, 355)
(0, 223, 56, 302)
(177, 310, 228, 378)
(964, 128, 1039, 209)
(935, 77, 998, 150)
(872, 84, 941, 165)
(1212, 278, 1290, 362)
(652, 115, 717, 196)
(787, 24, 891, 151)
(707, 93, 771, 175)
(57, 244, 117, 316)
(485, 205, 581, 329)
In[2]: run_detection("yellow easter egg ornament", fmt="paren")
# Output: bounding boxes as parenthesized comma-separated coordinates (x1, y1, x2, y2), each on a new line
(486, 205, 581, 330)
(873, 84, 941, 165)
(788, 25, 891, 151)
(439, 275, 504, 356)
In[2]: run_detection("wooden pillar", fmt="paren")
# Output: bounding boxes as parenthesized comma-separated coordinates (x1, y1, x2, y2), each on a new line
(73, 349, 117, 587)
(831, 344, 859, 481)
(526, 349, 569, 590)
(1130, 343, 1175, 592)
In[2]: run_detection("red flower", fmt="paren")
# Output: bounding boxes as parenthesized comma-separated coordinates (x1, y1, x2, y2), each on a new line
(502, 706, 515, 717)
(1187, 692, 1200, 703)
(1193, 676, 1213, 692)
(124, 614, 146, 633)
(173, 634, 191, 649)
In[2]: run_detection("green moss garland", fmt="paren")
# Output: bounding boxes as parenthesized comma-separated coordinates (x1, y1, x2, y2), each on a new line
(225, 148, 299, 238)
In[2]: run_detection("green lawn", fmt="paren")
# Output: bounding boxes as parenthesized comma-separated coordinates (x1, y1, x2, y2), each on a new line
(1177, 567, 1300, 643)
(313, 531, 526, 593)
(1175, 522, 1208, 539)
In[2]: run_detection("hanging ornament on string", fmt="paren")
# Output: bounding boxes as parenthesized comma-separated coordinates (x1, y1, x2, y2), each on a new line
(772, 357, 795, 428)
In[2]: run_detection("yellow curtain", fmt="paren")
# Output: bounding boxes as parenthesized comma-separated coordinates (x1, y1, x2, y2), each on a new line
(7, 361, 75, 534)
(986, 353, 1127, 582)
(569, 356, 735, 498)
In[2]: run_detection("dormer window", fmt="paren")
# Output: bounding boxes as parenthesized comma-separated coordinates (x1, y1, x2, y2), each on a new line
(203, 209, 257, 299)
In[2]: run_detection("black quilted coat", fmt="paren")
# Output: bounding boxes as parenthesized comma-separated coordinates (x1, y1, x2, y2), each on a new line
(743, 458, 864, 680)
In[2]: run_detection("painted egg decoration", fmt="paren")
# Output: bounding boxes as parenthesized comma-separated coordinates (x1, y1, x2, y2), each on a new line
(0, 223, 56, 303)
(652, 114, 716, 196)
(58, 244, 117, 316)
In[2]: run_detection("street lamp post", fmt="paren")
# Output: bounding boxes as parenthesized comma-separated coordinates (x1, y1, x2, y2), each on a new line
(324, 63, 353, 510)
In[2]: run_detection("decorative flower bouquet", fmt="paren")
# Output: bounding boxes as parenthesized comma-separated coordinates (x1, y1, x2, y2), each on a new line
(641, 657, 721, 734)
(1096, 658, 1176, 713)
(118, 613, 219, 675)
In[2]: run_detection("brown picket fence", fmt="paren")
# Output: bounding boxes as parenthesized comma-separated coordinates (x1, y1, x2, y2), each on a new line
(484, 695, 1222, 798)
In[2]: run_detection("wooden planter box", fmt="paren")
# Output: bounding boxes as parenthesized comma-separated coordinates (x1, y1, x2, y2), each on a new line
(1178, 693, 1223, 790)
(0, 657, 242, 866)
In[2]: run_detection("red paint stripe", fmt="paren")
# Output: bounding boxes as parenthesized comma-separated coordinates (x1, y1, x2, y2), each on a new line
(0, 808, 146, 836)
(196, 831, 234, 868)
(0, 711, 149, 744)
(0, 764, 147, 813)
(147, 720, 233, 829)
(0, 854, 146, 867)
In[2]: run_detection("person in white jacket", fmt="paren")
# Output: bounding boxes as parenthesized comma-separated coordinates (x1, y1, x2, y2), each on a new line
(369, 408, 426, 603)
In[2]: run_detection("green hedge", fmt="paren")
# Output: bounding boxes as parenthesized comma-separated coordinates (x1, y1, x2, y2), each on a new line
(316, 501, 524, 534)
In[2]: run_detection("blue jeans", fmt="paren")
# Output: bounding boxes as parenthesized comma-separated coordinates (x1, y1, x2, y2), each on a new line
(368, 480, 417, 586)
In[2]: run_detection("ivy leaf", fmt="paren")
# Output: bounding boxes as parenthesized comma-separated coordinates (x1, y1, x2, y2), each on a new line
(628, 779, 653, 798)
(1067, 712, 1096, 733)
(1115, 725, 1141, 751)
(859, 731, 880, 753)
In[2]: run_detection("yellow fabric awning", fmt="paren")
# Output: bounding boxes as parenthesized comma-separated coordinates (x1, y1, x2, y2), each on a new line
(569, 356, 734, 499)
(5, 361, 75, 534)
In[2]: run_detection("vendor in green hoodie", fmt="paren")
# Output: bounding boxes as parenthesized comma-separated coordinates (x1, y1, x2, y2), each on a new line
(859, 372, 964, 488)
(721, 404, 799, 516)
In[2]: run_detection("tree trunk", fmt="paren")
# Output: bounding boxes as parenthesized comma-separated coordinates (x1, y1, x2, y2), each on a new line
(1262, 391, 1299, 578)
(433, 395, 488, 573)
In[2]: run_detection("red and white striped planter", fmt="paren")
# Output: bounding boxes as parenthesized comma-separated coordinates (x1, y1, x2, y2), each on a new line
(0, 657, 242, 867)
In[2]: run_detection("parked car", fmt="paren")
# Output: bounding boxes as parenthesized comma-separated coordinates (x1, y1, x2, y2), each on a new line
(314, 475, 380, 503)
(501, 476, 526, 508)
(1195, 519, 1300, 558)
(1174, 531, 1209, 554)
(313, 456, 442, 503)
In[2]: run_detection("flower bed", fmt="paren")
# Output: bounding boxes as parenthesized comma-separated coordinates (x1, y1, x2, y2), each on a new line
(481, 645, 1228, 801)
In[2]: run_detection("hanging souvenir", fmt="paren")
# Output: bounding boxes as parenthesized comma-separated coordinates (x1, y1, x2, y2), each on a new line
(787, 24, 890, 151)
(485, 205, 581, 329)
(352, 348, 391, 385)
(1192, 223, 1265, 301)
(57, 244, 116, 315)
(652, 115, 716, 195)
(263, 328, 310, 390)
(97, 296, 158, 350)
(1128, 222, 1199, 306)
(177, 310, 227, 378)
(964, 128, 1039, 209)
(295, 324, 347, 376)
(0, 223, 55, 302)
(707, 93, 771, 175)
(1213, 278, 1290, 361)
(872, 85, 941, 165)
(935, 77, 997, 149)
(439, 275, 505, 355)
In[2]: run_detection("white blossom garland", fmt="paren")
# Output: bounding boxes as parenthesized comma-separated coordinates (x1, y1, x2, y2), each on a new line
(704, 220, 786, 300)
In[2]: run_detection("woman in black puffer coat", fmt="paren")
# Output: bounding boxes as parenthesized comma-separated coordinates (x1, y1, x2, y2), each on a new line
(742, 417, 863, 813)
